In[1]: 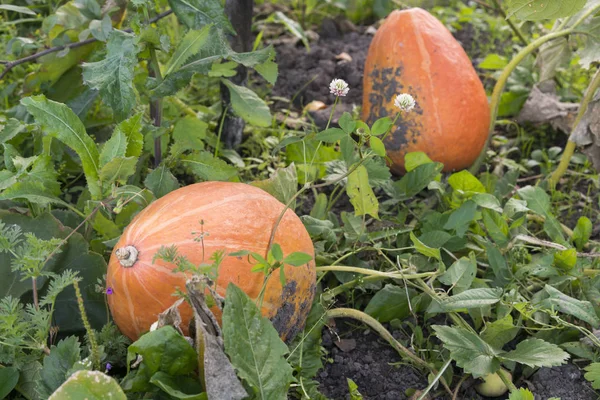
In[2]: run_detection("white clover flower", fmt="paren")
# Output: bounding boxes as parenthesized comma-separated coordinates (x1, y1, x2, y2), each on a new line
(394, 93, 416, 112)
(329, 78, 349, 97)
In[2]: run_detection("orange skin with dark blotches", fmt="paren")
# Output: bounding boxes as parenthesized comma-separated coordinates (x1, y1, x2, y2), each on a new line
(106, 182, 316, 342)
(362, 8, 490, 174)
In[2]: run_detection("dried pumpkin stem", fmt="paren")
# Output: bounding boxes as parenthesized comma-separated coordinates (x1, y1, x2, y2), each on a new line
(549, 67, 600, 187)
(325, 308, 453, 397)
(115, 245, 138, 267)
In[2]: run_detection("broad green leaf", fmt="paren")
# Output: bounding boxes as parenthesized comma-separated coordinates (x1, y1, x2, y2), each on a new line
(149, 372, 207, 400)
(100, 126, 127, 167)
(0, 181, 72, 208)
(500, 338, 569, 367)
(251, 164, 298, 209)
(364, 284, 414, 322)
(0, 367, 19, 399)
(300, 216, 337, 243)
(572, 216, 592, 251)
(482, 209, 510, 247)
(21, 95, 101, 199)
(82, 30, 140, 121)
(404, 152, 434, 172)
(122, 326, 197, 392)
(283, 252, 313, 266)
(369, 136, 386, 157)
(223, 284, 293, 400)
(315, 128, 347, 143)
(254, 57, 278, 85)
(539, 285, 600, 327)
(410, 231, 441, 260)
(433, 325, 499, 377)
(99, 156, 137, 185)
(273, 11, 309, 50)
(209, 61, 238, 77)
(506, 0, 586, 21)
(444, 200, 477, 237)
(39, 337, 82, 398)
(346, 165, 379, 219)
(504, 198, 529, 218)
(481, 315, 519, 349)
(144, 165, 180, 199)
(181, 151, 239, 181)
(164, 27, 211, 76)
(584, 363, 600, 389)
(438, 256, 476, 291)
(441, 288, 503, 311)
(553, 248, 577, 270)
(478, 53, 508, 70)
(0, 119, 26, 144)
(370, 117, 393, 136)
(472, 193, 503, 212)
(508, 388, 535, 400)
(517, 186, 550, 215)
(485, 243, 511, 286)
(49, 371, 126, 400)
(448, 170, 486, 194)
(338, 112, 356, 134)
(168, 0, 234, 33)
(0, 4, 36, 15)
(392, 162, 442, 201)
(221, 79, 271, 127)
(171, 116, 208, 156)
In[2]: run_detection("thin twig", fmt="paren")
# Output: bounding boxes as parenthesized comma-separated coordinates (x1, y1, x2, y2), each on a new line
(0, 9, 173, 80)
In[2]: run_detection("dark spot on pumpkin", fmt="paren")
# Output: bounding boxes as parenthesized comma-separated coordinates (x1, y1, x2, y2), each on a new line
(270, 280, 299, 341)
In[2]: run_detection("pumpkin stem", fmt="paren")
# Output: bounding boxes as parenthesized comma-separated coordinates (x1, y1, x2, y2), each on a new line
(115, 245, 138, 267)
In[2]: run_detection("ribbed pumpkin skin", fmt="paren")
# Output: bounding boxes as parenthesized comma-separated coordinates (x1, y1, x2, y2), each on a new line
(106, 182, 316, 342)
(362, 8, 490, 174)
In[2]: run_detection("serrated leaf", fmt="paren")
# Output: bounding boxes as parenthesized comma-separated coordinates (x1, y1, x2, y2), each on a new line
(441, 288, 503, 311)
(223, 284, 293, 400)
(0, 118, 26, 144)
(584, 362, 600, 389)
(171, 116, 207, 156)
(164, 27, 211, 76)
(21, 95, 101, 199)
(481, 315, 520, 349)
(119, 112, 144, 158)
(369, 136, 386, 157)
(251, 164, 298, 208)
(392, 162, 442, 201)
(254, 58, 278, 85)
(168, 0, 234, 33)
(539, 285, 600, 327)
(506, 0, 586, 21)
(315, 128, 346, 143)
(486, 243, 511, 286)
(346, 164, 379, 219)
(209, 61, 238, 77)
(99, 126, 128, 167)
(144, 164, 180, 198)
(221, 79, 271, 127)
(82, 30, 140, 121)
(39, 336, 82, 398)
(99, 156, 137, 185)
(432, 325, 499, 377)
(0, 181, 72, 208)
(181, 151, 238, 181)
(500, 338, 569, 367)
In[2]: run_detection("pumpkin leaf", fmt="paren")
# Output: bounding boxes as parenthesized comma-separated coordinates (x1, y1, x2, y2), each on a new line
(506, 0, 587, 21)
(168, 0, 234, 34)
(0, 367, 19, 399)
(221, 79, 271, 127)
(82, 30, 140, 122)
(20, 95, 102, 199)
(346, 164, 379, 219)
(223, 284, 293, 400)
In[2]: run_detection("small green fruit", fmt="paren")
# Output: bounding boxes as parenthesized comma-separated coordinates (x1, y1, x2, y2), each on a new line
(475, 369, 512, 397)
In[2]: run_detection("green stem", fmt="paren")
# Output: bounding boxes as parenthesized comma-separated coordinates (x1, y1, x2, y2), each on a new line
(417, 358, 452, 400)
(322, 275, 387, 302)
(491, 0, 528, 46)
(215, 105, 228, 158)
(316, 265, 435, 280)
(470, 29, 574, 174)
(549, 67, 600, 187)
(498, 368, 518, 392)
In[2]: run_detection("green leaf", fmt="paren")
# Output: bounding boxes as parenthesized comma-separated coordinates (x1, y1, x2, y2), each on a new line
(171, 116, 208, 156)
(364, 284, 414, 322)
(39, 336, 82, 398)
(149, 372, 207, 400)
(122, 326, 197, 392)
(0, 118, 27, 144)
(221, 79, 271, 127)
(539, 285, 600, 327)
(508, 388, 535, 400)
(444, 200, 477, 237)
(369, 136, 386, 157)
(181, 151, 239, 181)
(572, 216, 592, 251)
(164, 27, 211, 76)
(254, 57, 278, 85)
(433, 325, 499, 377)
(506, 0, 586, 21)
(485, 243, 511, 286)
(273, 11, 309, 50)
(49, 371, 126, 400)
(144, 164, 180, 198)
(223, 284, 293, 400)
(118, 113, 144, 158)
(314, 128, 347, 143)
(346, 165, 379, 219)
(251, 164, 298, 209)
(347, 378, 363, 400)
(338, 112, 356, 134)
(478, 54, 508, 70)
(100, 125, 128, 167)
(441, 288, 503, 311)
(392, 162, 442, 201)
(500, 338, 569, 367)
(0, 181, 72, 208)
(82, 30, 140, 121)
(21, 95, 101, 199)
(0, 367, 19, 399)
(448, 170, 486, 194)
(209, 61, 239, 77)
(438, 256, 477, 291)
(584, 363, 600, 389)
(404, 152, 434, 172)
(481, 315, 520, 349)
(168, 0, 234, 34)
(370, 117, 393, 136)
(99, 156, 138, 186)
(553, 248, 577, 270)
(517, 185, 551, 215)
(472, 193, 503, 212)
(0, 4, 36, 15)
(410, 231, 441, 260)
(283, 252, 313, 267)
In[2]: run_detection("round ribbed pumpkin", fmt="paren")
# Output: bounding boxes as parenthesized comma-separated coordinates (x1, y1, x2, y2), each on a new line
(106, 182, 316, 342)
(362, 8, 490, 174)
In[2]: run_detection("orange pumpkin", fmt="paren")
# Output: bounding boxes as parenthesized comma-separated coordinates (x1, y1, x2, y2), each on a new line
(362, 8, 490, 174)
(106, 182, 316, 341)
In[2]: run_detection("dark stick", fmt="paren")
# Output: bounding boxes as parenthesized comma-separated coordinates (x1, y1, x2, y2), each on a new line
(0, 9, 173, 80)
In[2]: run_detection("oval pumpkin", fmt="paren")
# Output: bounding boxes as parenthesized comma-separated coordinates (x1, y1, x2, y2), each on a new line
(362, 8, 490, 174)
(106, 182, 316, 341)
